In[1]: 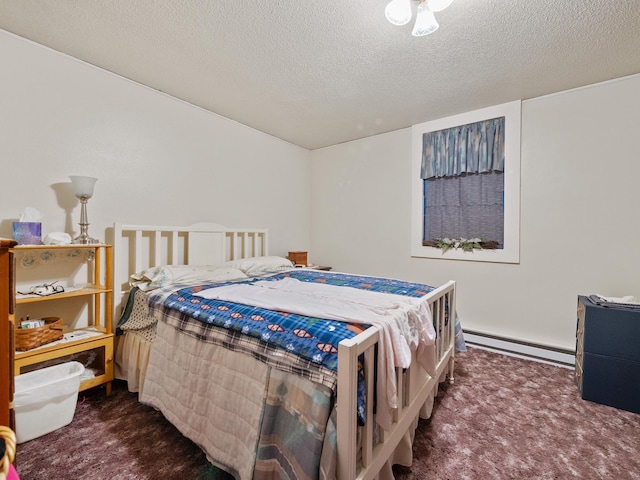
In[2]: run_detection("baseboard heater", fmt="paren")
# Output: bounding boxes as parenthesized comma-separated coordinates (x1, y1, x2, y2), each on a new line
(463, 330, 575, 369)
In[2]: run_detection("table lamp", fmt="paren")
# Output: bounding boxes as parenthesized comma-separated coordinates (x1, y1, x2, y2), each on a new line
(69, 175, 98, 244)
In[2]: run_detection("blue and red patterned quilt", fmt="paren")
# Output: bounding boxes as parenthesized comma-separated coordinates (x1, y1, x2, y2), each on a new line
(139, 269, 439, 478)
(154, 269, 435, 373)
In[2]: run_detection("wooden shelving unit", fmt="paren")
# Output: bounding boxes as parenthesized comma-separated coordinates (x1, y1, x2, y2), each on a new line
(11, 244, 114, 395)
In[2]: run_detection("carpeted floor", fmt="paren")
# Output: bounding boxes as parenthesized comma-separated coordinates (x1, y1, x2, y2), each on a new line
(394, 348, 640, 480)
(15, 347, 640, 479)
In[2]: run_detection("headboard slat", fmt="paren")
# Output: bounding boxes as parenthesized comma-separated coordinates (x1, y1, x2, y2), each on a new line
(170, 231, 179, 264)
(113, 222, 268, 324)
(153, 230, 162, 267)
(134, 230, 143, 274)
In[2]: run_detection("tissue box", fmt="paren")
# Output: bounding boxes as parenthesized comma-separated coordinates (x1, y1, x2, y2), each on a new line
(13, 222, 42, 245)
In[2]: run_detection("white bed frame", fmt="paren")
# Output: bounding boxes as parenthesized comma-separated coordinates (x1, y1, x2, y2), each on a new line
(112, 222, 269, 309)
(112, 222, 456, 480)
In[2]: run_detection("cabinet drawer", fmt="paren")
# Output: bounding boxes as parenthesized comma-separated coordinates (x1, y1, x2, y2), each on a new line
(578, 296, 640, 363)
(581, 352, 640, 414)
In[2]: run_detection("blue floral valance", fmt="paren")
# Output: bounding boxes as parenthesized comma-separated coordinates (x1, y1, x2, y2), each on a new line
(420, 116, 505, 179)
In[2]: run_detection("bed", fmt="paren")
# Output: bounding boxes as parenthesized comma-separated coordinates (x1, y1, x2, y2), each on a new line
(112, 222, 458, 480)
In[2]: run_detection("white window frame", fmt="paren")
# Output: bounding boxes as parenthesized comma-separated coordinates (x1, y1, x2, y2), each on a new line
(411, 100, 522, 264)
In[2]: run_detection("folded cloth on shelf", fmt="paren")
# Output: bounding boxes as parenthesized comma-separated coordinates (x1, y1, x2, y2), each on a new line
(590, 294, 640, 307)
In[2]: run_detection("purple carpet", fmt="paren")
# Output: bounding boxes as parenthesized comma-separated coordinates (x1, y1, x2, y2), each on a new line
(16, 347, 640, 479)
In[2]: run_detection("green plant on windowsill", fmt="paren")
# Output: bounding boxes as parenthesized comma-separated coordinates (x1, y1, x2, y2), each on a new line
(422, 238, 499, 253)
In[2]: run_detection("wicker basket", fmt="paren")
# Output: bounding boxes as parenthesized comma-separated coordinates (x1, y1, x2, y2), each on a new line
(0, 426, 17, 480)
(15, 317, 64, 352)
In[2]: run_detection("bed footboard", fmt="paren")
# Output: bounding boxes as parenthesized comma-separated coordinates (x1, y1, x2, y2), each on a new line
(336, 280, 456, 480)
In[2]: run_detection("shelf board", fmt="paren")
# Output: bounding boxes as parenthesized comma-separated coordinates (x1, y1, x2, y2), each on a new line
(12, 243, 109, 250)
(80, 374, 112, 392)
(16, 285, 112, 304)
(15, 328, 112, 360)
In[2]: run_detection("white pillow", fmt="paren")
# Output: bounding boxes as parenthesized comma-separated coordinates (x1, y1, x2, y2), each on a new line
(130, 265, 248, 291)
(130, 266, 170, 291)
(223, 255, 294, 276)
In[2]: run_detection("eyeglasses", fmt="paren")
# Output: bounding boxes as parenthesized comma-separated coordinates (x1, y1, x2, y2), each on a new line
(24, 281, 65, 296)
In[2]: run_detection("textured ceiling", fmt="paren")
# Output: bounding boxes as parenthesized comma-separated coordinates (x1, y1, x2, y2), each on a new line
(1, 0, 639, 150)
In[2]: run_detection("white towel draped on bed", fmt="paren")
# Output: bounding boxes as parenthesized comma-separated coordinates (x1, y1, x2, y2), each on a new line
(195, 276, 436, 430)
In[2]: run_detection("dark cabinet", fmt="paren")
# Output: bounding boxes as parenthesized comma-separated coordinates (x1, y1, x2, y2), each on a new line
(0, 239, 17, 428)
(575, 295, 640, 414)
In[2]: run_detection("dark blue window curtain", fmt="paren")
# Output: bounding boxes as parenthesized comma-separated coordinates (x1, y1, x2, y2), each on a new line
(420, 117, 505, 247)
(424, 173, 504, 245)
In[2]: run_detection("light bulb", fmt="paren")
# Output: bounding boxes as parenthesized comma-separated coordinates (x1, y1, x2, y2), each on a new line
(426, 0, 454, 12)
(385, 0, 412, 26)
(412, 2, 439, 36)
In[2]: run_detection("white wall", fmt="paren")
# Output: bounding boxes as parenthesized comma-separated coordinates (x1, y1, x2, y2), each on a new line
(0, 30, 311, 256)
(310, 74, 640, 351)
(4, 28, 638, 351)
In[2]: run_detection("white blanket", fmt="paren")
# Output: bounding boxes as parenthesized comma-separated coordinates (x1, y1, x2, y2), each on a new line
(195, 277, 436, 430)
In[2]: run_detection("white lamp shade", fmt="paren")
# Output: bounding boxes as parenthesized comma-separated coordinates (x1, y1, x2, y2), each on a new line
(385, 0, 412, 26)
(69, 176, 97, 197)
(412, 2, 439, 36)
(426, 0, 454, 12)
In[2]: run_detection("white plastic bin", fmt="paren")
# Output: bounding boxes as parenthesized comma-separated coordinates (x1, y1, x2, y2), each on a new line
(14, 361, 85, 443)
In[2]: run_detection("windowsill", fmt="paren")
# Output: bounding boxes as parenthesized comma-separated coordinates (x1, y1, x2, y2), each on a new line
(412, 245, 517, 264)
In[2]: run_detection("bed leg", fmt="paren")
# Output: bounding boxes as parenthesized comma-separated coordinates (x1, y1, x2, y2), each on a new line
(447, 357, 455, 385)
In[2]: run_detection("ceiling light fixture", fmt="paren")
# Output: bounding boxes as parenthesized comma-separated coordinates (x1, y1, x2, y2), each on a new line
(385, 0, 454, 36)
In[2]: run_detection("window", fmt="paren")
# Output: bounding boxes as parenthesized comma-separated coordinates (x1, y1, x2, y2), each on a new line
(424, 171, 504, 246)
(411, 101, 521, 263)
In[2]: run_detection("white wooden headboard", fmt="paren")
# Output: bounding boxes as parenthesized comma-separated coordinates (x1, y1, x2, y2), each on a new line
(112, 222, 268, 318)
